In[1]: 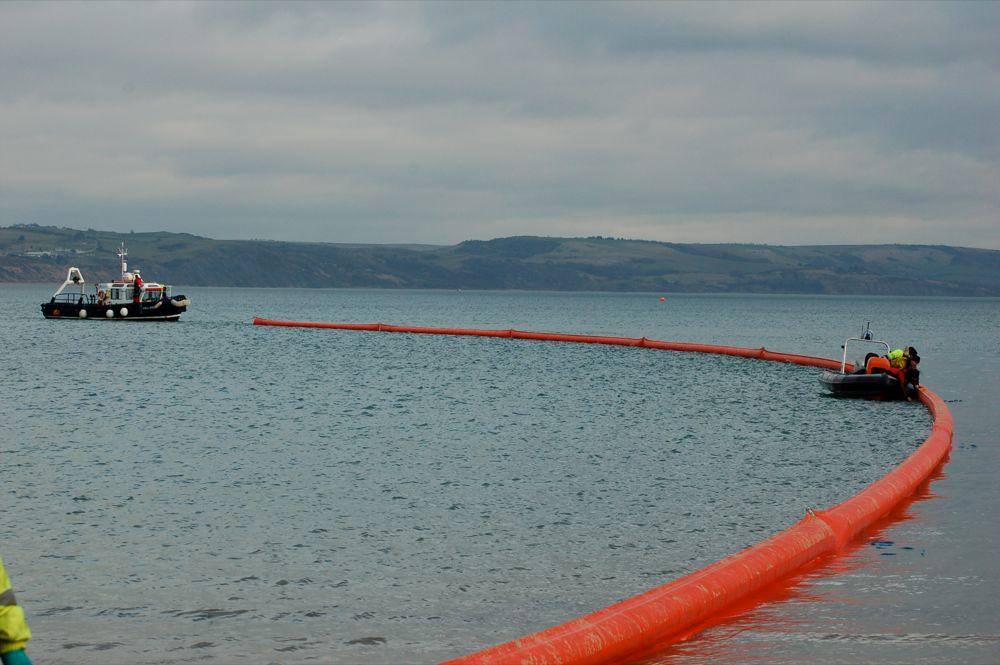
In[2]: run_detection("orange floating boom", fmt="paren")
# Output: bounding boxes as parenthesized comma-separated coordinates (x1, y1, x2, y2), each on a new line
(252, 317, 953, 665)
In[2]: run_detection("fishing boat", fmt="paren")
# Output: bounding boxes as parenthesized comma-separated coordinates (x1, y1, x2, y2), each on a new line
(818, 326, 915, 400)
(40, 243, 190, 321)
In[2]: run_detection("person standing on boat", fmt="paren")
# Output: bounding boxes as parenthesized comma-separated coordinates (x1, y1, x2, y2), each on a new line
(0, 558, 33, 665)
(132, 270, 143, 303)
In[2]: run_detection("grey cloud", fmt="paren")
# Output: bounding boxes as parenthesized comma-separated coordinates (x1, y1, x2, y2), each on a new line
(423, 2, 1000, 65)
(0, 1, 997, 248)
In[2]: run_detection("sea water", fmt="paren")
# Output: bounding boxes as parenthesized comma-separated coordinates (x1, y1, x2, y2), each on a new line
(0, 286, 995, 664)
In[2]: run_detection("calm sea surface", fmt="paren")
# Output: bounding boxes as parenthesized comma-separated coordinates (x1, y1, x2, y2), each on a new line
(1, 286, 996, 664)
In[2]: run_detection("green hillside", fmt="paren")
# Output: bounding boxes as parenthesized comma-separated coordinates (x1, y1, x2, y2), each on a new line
(2, 225, 998, 296)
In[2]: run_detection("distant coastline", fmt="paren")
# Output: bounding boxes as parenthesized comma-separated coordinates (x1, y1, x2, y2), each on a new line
(3, 224, 999, 296)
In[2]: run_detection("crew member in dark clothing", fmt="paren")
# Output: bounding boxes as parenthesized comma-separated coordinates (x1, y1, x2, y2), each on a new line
(905, 347, 921, 395)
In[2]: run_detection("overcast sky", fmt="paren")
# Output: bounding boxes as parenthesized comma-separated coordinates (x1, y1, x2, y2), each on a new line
(1, 2, 998, 247)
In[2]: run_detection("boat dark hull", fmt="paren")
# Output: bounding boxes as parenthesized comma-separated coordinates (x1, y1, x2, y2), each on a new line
(819, 369, 912, 400)
(41, 299, 188, 321)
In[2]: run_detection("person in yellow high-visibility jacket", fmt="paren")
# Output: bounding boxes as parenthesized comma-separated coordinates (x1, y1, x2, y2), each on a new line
(0, 558, 32, 665)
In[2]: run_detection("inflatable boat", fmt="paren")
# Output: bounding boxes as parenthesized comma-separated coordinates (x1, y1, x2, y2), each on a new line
(819, 368, 904, 398)
(818, 333, 915, 400)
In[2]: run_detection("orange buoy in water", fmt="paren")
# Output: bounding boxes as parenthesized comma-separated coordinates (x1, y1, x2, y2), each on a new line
(659, 297, 666, 302)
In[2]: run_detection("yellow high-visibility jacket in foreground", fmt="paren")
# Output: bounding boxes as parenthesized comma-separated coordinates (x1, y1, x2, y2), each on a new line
(0, 558, 31, 655)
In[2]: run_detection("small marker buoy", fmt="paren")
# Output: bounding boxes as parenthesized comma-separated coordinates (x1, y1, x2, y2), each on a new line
(659, 297, 666, 302)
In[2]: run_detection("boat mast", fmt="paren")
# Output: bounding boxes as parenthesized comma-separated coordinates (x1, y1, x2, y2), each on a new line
(118, 242, 128, 280)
